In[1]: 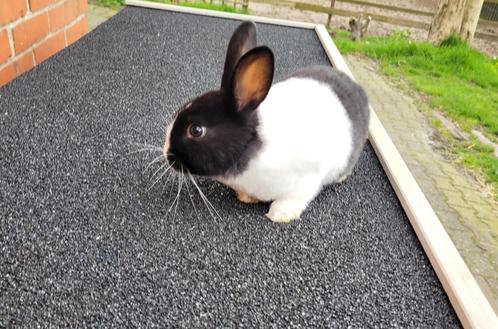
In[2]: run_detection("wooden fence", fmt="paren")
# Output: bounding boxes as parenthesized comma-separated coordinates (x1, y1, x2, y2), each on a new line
(295, 1, 498, 42)
(481, 1, 498, 21)
(244, 0, 498, 42)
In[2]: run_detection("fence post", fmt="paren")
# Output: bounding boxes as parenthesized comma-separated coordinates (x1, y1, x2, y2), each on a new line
(327, 0, 336, 27)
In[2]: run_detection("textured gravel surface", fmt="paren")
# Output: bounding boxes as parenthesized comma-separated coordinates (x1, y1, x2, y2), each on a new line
(0, 6, 460, 328)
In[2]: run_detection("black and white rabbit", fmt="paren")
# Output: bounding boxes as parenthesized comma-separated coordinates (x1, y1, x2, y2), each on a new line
(163, 21, 370, 223)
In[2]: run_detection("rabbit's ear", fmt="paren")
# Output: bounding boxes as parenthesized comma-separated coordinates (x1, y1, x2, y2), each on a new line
(221, 21, 257, 90)
(231, 46, 274, 113)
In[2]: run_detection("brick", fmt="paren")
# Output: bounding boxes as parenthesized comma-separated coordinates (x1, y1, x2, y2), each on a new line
(66, 15, 88, 46)
(34, 31, 65, 64)
(48, 0, 81, 32)
(29, 0, 57, 11)
(12, 51, 34, 76)
(0, 0, 27, 26)
(0, 62, 15, 87)
(13, 13, 50, 53)
(0, 29, 11, 64)
(0, 50, 35, 86)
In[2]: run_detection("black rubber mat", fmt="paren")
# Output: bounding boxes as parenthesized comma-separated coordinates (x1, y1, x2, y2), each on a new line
(0, 6, 460, 328)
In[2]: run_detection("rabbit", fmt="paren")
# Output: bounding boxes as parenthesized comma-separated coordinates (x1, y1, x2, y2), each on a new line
(162, 21, 370, 223)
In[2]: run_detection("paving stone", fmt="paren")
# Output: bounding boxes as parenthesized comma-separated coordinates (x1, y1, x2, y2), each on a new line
(88, 4, 120, 31)
(452, 230, 486, 255)
(443, 190, 468, 208)
(486, 221, 498, 239)
(347, 55, 498, 306)
(405, 164, 429, 181)
(435, 209, 466, 232)
(435, 177, 457, 192)
(450, 205, 477, 221)
(426, 192, 452, 213)
(465, 255, 498, 278)
(475, 276, 498, 309)
(472, 203, 498, 221)
(490, 252, 498, 270)
(459, 188, 489, 205)
(451, 174, 474, 189)
(401, 153, 420, 165)
(439, 162, 461, 176)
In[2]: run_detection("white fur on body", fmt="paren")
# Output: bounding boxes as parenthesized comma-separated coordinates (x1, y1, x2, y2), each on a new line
(222, 77, 353, 222)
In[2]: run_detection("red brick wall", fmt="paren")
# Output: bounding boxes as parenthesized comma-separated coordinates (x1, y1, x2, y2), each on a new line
(0, 0, 88, 87)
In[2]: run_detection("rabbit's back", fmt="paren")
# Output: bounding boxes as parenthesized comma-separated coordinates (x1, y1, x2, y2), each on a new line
(292, 66, 370, 176)
(255, 74, 354, 183)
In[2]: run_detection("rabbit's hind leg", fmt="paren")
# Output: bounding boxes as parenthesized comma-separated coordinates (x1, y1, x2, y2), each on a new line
(236, 190, 260, 204)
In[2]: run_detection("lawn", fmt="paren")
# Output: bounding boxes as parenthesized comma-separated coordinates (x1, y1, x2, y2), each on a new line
(91, 0, 249, 13)
(332, 30, 498, 199)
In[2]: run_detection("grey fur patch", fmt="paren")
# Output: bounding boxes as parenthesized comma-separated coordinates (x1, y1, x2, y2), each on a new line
(290, 66, 370, 177)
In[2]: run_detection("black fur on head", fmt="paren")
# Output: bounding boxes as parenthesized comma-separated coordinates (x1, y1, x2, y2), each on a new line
(165, 21, 274, 177)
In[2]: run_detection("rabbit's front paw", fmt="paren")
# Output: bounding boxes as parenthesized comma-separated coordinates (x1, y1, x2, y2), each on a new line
(236, 190, 260, 204)
(266, 199, 306, 223)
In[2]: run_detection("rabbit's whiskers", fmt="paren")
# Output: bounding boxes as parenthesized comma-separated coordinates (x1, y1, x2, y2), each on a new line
(188, 173, 221, 222)
(132, 141, 220, 222)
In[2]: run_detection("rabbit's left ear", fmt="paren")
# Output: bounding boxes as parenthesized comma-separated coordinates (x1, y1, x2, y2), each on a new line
(231, 46, 274, 114)
(221, 21, 257, 90)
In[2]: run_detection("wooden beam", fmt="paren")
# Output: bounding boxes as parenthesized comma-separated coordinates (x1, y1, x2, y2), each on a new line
(475, 31, 498, 41)
(296, 3, 431, 29)
(327, 0, 337, 27)
(478, 18, 498, 28)
(338, 0, 433, 17)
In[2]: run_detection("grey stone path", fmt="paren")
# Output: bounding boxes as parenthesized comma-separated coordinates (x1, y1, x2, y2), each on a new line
(88, 4, 120, 31)
(346, 55, 498, 310)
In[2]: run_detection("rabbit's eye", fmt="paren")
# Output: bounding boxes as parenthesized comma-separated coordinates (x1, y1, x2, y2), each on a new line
(188, 123, 205, 139)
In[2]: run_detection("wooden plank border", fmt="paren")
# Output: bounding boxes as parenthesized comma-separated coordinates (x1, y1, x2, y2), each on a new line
(315, 25, 498, 329)
(125, 0, 317, 28)
(125, 2, 498, 327)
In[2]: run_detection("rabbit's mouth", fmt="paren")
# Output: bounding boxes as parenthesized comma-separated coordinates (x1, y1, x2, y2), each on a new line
(167, 152, 185, 172)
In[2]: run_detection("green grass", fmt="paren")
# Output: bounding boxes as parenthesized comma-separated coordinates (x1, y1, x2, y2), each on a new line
(91, 0, 249, 14)
(332, 30, 498, 198)
(90, 0, 124, 9)
(433, 118, 498, 200)
(333, 30, 498, 137)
